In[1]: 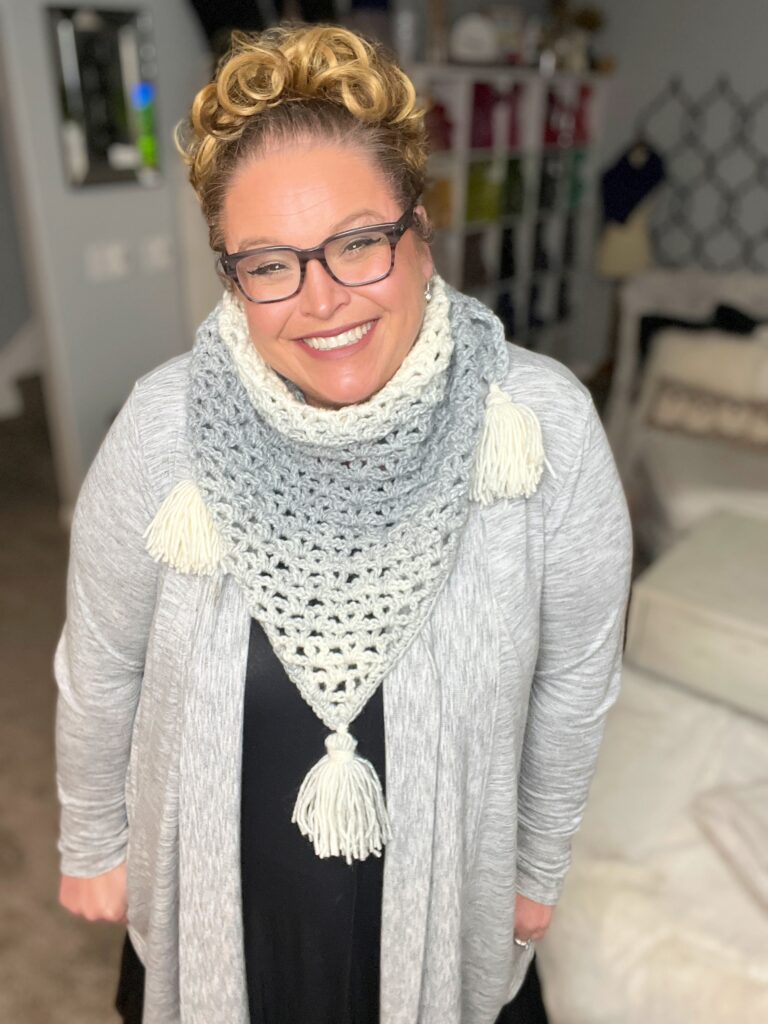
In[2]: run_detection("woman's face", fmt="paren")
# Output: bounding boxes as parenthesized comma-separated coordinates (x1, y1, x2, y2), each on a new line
(221, 141, 434, 409)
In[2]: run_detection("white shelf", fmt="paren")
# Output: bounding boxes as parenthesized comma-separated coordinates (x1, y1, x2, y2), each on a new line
(411, 62, 610, 363)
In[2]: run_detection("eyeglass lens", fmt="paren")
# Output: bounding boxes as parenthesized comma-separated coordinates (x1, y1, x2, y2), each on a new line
(235, 228, 394, 302)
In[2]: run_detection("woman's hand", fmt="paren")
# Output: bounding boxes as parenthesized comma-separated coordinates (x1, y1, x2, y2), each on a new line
(514, 893, 554, 945)
(59, 862, 127, 924)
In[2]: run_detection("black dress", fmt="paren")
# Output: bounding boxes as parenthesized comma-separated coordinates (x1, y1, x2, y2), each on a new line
(241, 617, 386, 1024)
(115, 617, 546, 1023)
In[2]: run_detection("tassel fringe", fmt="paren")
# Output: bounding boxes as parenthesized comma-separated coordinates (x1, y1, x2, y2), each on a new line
(292, 729, 392, 864)
(470, 383, 546, 504)
(144, 479, 223, 575)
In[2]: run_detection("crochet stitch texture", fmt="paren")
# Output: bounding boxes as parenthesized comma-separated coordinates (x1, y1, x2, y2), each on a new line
(187, 277, 509, 734)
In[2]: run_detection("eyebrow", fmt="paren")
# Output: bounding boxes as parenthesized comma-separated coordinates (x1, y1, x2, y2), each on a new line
(236, 208, 390, 251)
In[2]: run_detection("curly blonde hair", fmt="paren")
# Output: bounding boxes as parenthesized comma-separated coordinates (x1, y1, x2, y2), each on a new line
(176, 23, 430, 255)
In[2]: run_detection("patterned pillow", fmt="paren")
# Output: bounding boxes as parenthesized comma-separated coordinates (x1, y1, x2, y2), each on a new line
(647, 378, 768, 448)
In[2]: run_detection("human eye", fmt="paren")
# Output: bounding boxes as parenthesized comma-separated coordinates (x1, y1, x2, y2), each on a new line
(245, 257, 292, 278)
(339, 231, 386, 258)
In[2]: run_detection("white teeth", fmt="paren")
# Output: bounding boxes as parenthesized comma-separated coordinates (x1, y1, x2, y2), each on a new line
(302, 320, 374, 350)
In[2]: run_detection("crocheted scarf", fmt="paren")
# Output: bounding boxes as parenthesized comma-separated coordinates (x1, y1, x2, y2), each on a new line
(145, 276, 546, 862)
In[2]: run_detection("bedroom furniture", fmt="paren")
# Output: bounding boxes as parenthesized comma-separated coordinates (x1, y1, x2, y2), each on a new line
(630, 327, 768, 555)
(625, 511, 768, 721)
(536, 663, 768, 1024)
(536, 508, 768, 1022)
(408, 63, 609, 370)
(607, 271, 768, 556)
(603, 268, 768, 469)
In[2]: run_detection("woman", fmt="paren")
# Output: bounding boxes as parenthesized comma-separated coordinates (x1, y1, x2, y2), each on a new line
(55, 23, 632, 1024)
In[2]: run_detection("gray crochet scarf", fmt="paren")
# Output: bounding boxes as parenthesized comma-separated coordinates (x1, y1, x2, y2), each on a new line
(146, 276, 544, 863)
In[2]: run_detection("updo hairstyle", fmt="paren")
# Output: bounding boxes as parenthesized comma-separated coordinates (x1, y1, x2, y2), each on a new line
(176, 23, 431, 256)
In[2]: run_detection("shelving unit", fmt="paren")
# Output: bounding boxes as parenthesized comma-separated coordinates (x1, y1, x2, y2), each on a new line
(409, 63, 610, 367)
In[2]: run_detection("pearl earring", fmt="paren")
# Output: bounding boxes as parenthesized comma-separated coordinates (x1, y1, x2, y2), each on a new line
(424, 278, 433, 302)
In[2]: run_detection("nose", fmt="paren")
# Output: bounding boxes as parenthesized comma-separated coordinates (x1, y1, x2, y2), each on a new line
(297, 258, 350, 321)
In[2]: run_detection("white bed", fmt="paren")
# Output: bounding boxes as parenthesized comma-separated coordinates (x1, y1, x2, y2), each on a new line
(536, 665, 768, 1024)
(600, 269, 768, 559)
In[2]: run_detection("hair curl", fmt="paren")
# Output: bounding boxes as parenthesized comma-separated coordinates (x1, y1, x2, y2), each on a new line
(176, 23, 430, 255)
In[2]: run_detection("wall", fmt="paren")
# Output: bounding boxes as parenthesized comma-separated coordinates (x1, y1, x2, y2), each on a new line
(599, 0, 768, 160)
(574, 0, 768, 372)
(0, 0, 213, 513)
(0, 105, 30, 352)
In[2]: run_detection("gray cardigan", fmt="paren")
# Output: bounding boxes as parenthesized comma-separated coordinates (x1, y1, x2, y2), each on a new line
(55, 340, 632, 1024)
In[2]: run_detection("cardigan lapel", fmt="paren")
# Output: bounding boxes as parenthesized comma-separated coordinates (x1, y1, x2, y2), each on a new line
(178, 573, 251, 1024)
(380, 631, 442, 1024)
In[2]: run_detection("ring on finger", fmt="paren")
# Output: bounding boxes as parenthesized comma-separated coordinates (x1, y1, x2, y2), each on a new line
(514, 936, 532, 948)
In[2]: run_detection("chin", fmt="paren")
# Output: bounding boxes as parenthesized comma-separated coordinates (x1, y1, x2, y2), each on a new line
(305, 371, 389, 409)
(310, 385, 377, 409)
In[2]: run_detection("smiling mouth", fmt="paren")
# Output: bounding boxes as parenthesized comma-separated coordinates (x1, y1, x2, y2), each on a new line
(300, 320, 376, 351)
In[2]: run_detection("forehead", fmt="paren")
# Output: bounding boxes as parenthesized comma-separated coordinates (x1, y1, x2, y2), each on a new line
(222, 142, 398, 251)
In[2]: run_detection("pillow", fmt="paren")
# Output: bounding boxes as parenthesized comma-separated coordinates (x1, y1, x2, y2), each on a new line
(640, 328, 768, 400)
(638, 303, 765, 364)
(638, 305, 767, 363)
(647, 379, 768, 448)
(712, 304, 768, 335)
(639, 313, 712, 361)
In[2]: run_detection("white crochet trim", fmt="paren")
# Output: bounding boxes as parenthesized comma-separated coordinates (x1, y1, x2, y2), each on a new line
(217, 275, 453, 446)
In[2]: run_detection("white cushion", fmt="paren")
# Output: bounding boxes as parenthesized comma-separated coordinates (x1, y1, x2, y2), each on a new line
(638, 429, 768, 537)
(646, 380, 768, 446)
(625, 511, 768, 722)
(640, 327, 768, 400)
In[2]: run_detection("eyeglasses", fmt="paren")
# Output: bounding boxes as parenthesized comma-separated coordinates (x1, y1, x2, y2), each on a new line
(219, 206, 416, 304)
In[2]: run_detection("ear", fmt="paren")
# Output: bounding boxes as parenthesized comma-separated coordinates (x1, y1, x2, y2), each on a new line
(413, 204, 435, 280)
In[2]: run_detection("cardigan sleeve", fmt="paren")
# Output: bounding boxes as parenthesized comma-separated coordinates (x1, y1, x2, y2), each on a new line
(516, 398, 632, 905)
(54, 388, 160, 877)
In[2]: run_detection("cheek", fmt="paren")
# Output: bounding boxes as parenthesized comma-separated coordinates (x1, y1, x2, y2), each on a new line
(244, 308, 289, 355)
(391, 279, 427, 346)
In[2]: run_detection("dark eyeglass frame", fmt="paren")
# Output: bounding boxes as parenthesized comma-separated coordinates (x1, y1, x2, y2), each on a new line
(219, 206, 416, 304)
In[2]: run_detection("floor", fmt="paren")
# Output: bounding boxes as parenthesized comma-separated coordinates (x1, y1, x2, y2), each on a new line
(0, 377, 123, 1023)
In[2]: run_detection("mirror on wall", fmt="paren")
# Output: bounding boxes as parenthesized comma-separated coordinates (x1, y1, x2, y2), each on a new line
(47, 7, 160, 187)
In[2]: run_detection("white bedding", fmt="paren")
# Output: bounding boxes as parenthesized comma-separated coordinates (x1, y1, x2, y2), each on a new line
(536, 666, 768, 1024)
(635, 429, 768, 551)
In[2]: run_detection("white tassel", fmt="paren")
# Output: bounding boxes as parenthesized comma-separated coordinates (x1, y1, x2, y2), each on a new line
(143, 479, 223, 575)
(292, 728, 392, 864)
(470, 383, 546, 505)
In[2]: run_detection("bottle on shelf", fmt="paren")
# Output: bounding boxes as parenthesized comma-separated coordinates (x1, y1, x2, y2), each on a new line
(499, 226, 517, 279)
(470, 83, 496, 149)
(557, 277, 571, 321)
(463, 232, 489, 289)
(425, 99, 453, 152)
(507, 82, 524, 149)
(495, 290, 517, 339)
(501, 156, 525, 217)
(533, 220, 549, 271)
(466, 160, 501, 223)
(573, 84, 593, 145)
(538, 153, 562, 210)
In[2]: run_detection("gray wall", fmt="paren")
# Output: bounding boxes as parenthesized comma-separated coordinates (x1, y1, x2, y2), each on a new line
(576, 0, 768, 370)
(0, 0, 211, 511)
(0, 106, 30, 351)
(599, 0, 768, 160)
